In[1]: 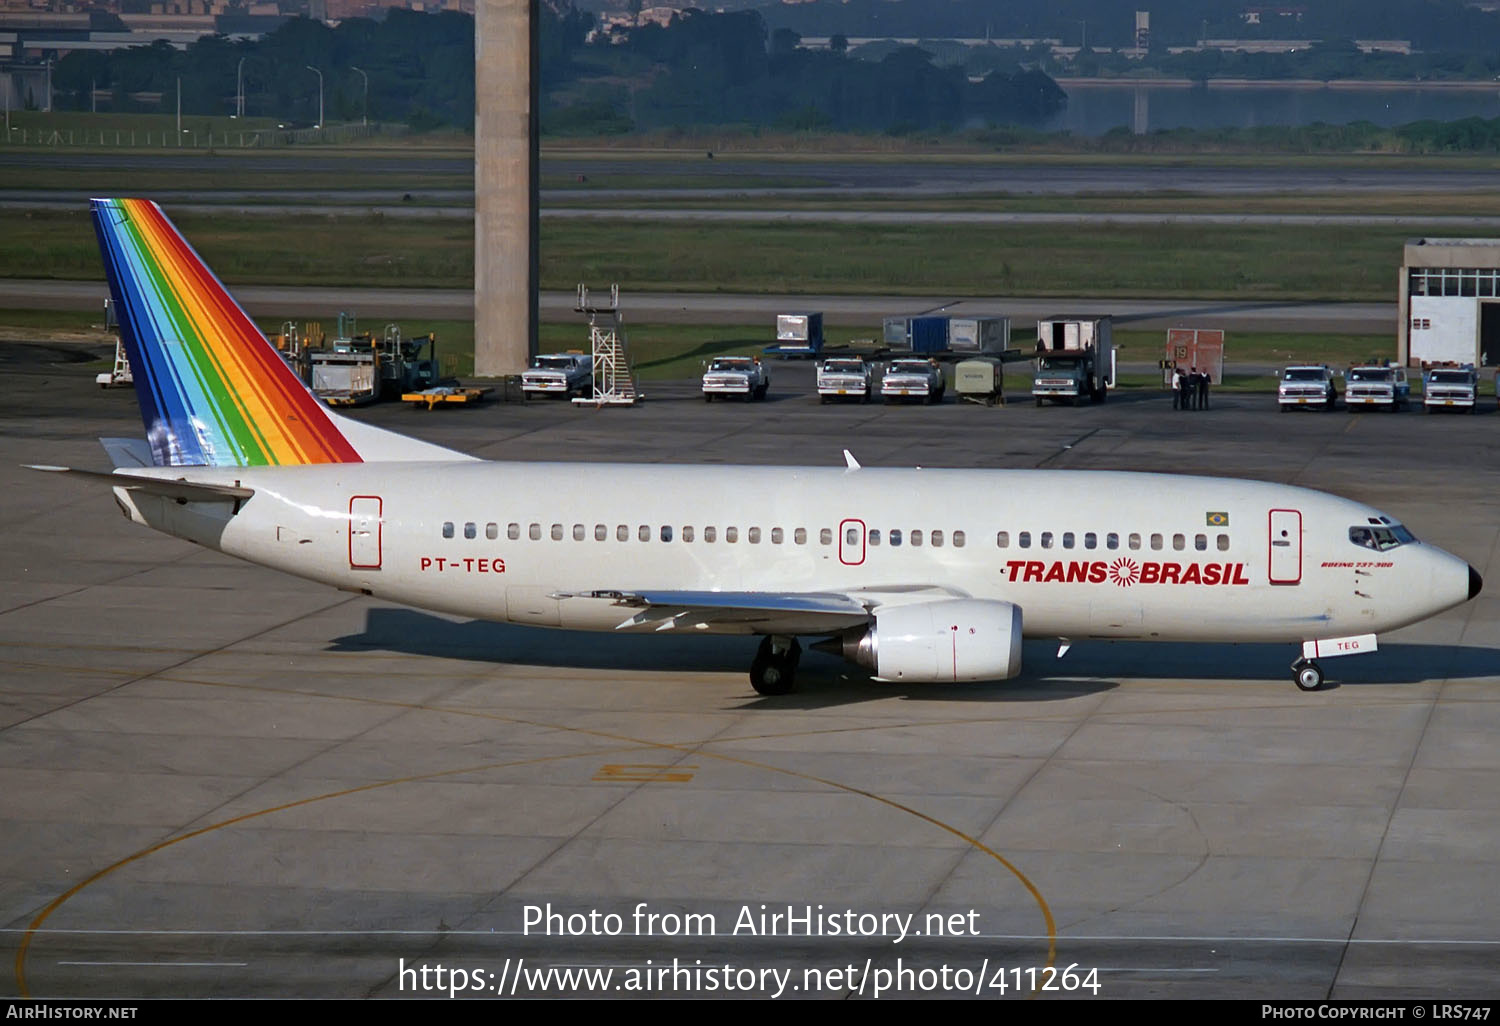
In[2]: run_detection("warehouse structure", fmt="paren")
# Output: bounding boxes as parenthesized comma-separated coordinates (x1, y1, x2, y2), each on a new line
(1398, 238, 1500, 368)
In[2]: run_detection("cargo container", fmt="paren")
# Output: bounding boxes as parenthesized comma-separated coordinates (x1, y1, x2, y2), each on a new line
(949, 316, 1011, 354)
(909, 316, 950, 353)
(765, 312, 824, 358)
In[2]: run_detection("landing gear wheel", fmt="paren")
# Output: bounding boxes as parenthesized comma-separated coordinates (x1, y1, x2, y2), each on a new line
(749, 636, 801, 696)
(1292, 658, 1324, 692)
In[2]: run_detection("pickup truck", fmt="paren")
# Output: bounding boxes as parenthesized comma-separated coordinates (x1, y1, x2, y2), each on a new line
(816, 357, 874, 403)
(1345, 365, 1410, 412)
(522, 353, 594, 399)
(702, 356, 769, 401)
(1277, 365, 1338, 411)
(880, 358, 945, 404)
(1422, 364, 1478, 413)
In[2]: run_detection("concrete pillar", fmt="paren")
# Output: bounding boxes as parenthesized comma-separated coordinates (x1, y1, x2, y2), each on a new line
(474, 0, 537, 378)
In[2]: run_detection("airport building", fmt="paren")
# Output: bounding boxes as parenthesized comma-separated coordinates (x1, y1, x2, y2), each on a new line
(1398, 237, 1500, 368)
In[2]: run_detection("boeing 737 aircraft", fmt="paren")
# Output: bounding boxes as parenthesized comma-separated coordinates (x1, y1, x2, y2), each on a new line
(35, 198, 1482, 694)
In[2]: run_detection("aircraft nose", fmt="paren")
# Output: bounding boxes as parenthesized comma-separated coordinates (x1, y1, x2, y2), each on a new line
(1470, 565, 1484, 600)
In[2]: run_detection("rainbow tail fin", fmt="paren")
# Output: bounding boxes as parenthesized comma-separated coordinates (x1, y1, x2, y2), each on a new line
(90, 198, 470, 467)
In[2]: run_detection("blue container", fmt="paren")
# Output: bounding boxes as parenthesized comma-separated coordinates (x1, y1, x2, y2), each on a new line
(910, 316, 949, 353)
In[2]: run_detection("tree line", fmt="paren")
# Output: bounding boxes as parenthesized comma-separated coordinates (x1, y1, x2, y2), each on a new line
(47, 4, 1066, 135)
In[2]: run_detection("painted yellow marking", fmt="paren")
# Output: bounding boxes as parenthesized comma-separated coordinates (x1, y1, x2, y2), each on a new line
(593, 763, 698, 783)
(16, 672, 1057, 998)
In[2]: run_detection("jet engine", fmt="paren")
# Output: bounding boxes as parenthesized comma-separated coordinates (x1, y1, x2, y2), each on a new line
(821, 599, 1023, 682)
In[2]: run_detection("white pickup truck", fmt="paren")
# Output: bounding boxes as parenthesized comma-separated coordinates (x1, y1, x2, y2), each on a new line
(1277, 365, 1338, 411)
(702, 356, 769, 401)
(816, 357, 874, 403)
(1422, 364, 1478, 413)
(1345, 365, 1410, 412)
(880, 358, 946, 404)
(522, 353, 594, 399)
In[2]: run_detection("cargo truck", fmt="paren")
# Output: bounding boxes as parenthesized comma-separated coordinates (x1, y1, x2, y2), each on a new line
(1033, 316, 1114, 406)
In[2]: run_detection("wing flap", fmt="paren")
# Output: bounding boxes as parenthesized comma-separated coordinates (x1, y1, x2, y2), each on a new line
(573, 590, 873, 633)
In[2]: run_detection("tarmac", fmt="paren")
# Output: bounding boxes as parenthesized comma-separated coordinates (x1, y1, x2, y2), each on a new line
(1, 344, 1498, 1000)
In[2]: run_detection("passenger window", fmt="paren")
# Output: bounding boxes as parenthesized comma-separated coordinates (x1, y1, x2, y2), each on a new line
(1128, 532, 1141, 550)
(1062, 532, 1074, 549)
(660, 526, 673, 542)
(638, 525, 650, 542)
(1172, 533, 1185, 551)
(1217, 534, 1230, 551)
(726, 527, 739, 543)
(1106, 532, 1119, 550)
(617, 525, 629, 542)
(529, 523, 541, 541)
(931, 530, 944, 547)
(911, 530, 923, 547)
(486, 522, 498, 540)
(1040, 531, 1053, 549)
(705, 526, 717, 543)
(820, 528, 832, 545)
(683, 526, 695, 543)
(890, 529, 903, 547)
(464, 522, 476, 540)
(573, 524, 585, 542)
(997, 531, 1009, 548)
(595, 525, 607, 541)
(845, 526, 859, 546)
(1194, 533, 1207, 551)
(1150, 533, 1163, 551)
(771, 527, 783, 544)
(953, 531, 964, 547)
(748, 527, 761, 544)
(869, 529, 881, 546)
(551, 524, 563, 541)
(1019, 531, 1031, 549)
(442, 521, 454, 539)
(794, 528, 807, 545)
(508, 523, 520, 540)
(1084, 532, 1096, 549)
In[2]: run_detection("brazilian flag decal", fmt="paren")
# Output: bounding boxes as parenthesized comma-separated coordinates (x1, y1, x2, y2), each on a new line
(1206, 512, 1229, 527)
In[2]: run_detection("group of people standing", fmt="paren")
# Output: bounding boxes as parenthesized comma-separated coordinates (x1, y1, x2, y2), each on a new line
(1172, 366, 1211, 410)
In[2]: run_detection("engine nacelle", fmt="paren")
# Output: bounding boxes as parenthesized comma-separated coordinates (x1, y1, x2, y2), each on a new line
(835, 599, 1023, 682)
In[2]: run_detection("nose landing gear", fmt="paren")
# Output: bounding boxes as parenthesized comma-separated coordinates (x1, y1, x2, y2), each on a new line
(1291, 658, 1325, 692)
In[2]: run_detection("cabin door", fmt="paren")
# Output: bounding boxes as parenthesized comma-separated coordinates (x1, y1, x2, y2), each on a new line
(349, 496, 382, 570)
(1268, 508, 1302, 585)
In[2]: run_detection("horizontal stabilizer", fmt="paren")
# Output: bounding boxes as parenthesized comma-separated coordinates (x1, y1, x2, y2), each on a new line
(25, 465, 254, 503)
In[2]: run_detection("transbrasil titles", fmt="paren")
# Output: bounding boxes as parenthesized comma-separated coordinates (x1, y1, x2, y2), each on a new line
(1003, 558, 1252, 588)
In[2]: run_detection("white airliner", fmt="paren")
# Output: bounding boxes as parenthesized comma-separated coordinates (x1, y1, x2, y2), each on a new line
(39, 199, 1482, 695)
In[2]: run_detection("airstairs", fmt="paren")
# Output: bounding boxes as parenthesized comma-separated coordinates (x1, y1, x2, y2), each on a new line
(572, 284, 640, 406)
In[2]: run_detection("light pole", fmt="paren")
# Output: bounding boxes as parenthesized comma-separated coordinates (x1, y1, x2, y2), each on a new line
(236, 56, 245, 118)
(305, 65, 323, 129)
(351, 66, 367, 126)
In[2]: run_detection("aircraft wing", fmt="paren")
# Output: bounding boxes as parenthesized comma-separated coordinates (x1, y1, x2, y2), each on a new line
(579, 590, 875, 634)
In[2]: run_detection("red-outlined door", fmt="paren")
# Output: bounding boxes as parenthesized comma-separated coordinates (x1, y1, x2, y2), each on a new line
(349, 496, 382, 569)
(839, 518, 866, 566)
(1268, 508, 1301, 585)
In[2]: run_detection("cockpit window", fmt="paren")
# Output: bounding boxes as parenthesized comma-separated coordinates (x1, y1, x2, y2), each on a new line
(1349, 524, 1417, 551)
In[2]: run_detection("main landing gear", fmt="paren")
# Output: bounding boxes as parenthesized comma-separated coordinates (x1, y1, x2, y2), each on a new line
(749, 636, 801, 696)
(1291, 657, 1325, 692)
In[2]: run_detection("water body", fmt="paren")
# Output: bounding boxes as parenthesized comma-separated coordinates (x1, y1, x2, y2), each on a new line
(1045, 81, 1500, 136)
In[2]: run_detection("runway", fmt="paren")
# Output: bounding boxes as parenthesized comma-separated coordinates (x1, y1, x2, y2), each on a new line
(1, 343, 1497, 999)
(0, 279, 1394, 334)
